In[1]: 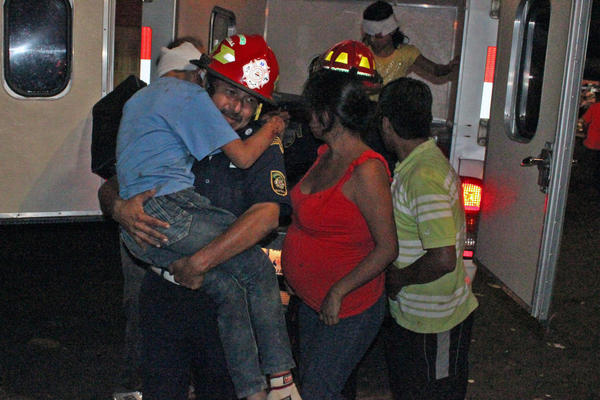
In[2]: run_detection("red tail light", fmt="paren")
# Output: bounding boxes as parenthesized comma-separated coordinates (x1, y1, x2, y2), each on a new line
(461, 177, 482, 259)
(461, 178, 482, 213)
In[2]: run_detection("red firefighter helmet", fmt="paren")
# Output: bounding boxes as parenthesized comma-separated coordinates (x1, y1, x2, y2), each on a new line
(321, 40, 379, 82)
(204, 34, 279, 104)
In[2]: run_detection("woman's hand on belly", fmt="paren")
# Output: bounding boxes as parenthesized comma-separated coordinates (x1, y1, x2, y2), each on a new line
(319, 286, 344, 325)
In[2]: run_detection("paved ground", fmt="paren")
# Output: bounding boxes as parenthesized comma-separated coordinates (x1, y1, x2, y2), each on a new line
(1, 141, 598, 400)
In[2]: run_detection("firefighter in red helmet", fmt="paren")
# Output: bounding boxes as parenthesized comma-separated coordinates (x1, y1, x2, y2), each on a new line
(101, 35, 299, 400)
(193, 34, 280, 111)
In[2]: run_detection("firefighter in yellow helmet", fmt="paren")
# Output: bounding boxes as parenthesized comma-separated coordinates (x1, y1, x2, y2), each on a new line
(315, 39, 396, 168)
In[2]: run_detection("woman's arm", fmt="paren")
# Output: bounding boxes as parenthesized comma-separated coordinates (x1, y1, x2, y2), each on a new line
(412, 54, 459, 78)
(319, 159, 398, 325)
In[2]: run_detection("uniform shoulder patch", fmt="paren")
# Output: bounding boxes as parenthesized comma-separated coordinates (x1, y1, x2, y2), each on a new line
(270, 170, 288, 196)
(271, 136, 284, 154)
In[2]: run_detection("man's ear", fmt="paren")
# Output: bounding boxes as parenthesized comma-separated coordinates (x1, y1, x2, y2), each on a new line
(321, 110, 332, 127)
(313, 110, 331, 129)
(381, 116, 393, 135)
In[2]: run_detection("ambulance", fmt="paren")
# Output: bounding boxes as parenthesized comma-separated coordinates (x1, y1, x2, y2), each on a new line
(0, 0, 592, 322)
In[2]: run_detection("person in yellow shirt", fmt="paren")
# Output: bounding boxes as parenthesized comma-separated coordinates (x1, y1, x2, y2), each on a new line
(361, 1, 458, 88)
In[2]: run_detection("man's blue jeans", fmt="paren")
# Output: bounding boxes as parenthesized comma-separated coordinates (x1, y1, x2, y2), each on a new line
(296, 295, 386, 400)
(122, 188, 295, 398)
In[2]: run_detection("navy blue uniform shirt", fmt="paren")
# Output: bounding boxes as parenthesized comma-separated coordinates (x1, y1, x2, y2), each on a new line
(191, 120, 291, 219)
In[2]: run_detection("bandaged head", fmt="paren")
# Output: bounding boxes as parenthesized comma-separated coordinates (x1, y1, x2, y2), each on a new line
(362, 1, 399, 36)
(157, 42, 203, 77)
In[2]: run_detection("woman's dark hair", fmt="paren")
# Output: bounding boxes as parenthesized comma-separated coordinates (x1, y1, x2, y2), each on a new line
(363, 1, 393, 20)
(390, 29, 407, 48)
(378, 77, 432, 139)
(302, 69, 373, 136)
(362, 1, 407, 48)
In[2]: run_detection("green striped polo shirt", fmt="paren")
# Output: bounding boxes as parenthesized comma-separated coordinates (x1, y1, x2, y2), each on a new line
(388, 138, 478, 333)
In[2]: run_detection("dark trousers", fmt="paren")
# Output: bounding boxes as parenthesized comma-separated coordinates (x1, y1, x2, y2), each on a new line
(118, 243, 146, 390)
(297, 296, 386, 400)
(384, 312, 475, 400)
(139, 271, 237, 400)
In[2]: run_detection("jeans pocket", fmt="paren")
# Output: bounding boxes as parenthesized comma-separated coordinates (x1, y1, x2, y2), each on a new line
(144, 196, 193, 245)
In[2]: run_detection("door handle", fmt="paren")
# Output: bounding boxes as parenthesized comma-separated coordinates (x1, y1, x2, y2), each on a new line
(520, 147, 552, 193)
(521, 156, 548, 167)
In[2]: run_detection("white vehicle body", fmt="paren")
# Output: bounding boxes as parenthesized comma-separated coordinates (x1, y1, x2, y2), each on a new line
(0, 0, 591, 321)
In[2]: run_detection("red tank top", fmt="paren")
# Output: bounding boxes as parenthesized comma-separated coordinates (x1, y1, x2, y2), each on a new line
(282, 145, 390, 318)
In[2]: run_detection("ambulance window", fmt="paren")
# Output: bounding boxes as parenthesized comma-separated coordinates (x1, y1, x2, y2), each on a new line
(208, 7, 236, 53)
(3, 0, 72, 98)
(505, 0, 550, 142)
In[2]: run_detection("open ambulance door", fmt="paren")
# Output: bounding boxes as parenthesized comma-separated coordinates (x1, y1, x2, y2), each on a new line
(474, 0, 591, 321)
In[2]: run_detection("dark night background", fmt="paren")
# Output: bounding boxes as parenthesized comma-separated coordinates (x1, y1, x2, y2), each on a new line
(1, 2, 600, 400)
(584, 1, 600, 79)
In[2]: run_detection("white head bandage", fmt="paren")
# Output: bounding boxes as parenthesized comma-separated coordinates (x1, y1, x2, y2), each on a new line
(362, 14, 398, 36)
(157, 42, 202, 77)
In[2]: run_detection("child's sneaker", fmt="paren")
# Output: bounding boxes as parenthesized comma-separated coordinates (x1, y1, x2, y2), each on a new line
(267, 372, 302, 400)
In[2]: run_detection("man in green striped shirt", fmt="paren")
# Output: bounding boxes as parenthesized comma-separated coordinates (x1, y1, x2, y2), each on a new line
(378, 77, 478, 400)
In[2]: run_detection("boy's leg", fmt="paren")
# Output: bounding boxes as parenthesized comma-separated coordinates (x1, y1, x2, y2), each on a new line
(221, 246, 296, 375)
(296, 296, 385, 400)
(200, 266, 267, 399)
(205, 245, 301, 399)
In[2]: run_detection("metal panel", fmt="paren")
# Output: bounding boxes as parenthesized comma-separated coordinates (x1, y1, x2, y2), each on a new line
(0, 1, 107, 220)
(531, 0, 591, 319)
(141, 0, 177, 83)
(474, 0, 591, 320)
(449, 0, 498, 173)
(102, 0, 116, 96)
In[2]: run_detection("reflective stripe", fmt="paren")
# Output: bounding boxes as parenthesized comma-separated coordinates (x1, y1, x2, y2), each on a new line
(396, 239, 425, 264)
(417, 202, 451, 213)
(401, 285, 466, 303)
(395, 253, 423, 264)
(397, 290, 471, 319)
(418, 210, 453, 222)
(394, 284, 471, 319)
(415, 194, 450, 204)
(394, 201, 413, 216)
(398, 239, 423, 247)
(436, 330, 450, 379)
(397, 246, 424, 255)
